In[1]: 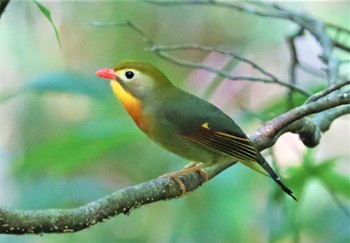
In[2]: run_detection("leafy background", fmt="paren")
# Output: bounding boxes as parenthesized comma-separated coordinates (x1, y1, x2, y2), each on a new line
(0, 1, 349, 243)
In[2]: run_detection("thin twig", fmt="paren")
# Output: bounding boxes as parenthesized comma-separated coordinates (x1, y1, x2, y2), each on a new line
(272, 4, 339, 85)
(147, 0, 289, 19)
(287, 28, 304, 86)
(149, 0, 341, 85)
(91, 20, 311, 96)
(298, 63, 326, 78)
(305, 80, 350, 103)
(155, 50, 310, 95)
(339, 60, 350, 65)
(325, 22, 350, 53)
(0, 0, 347, 236)
(151, 44, 281, 81)
(286, 27, 305, 108)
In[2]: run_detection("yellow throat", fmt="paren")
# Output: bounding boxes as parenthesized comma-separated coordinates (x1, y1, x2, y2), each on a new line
(110, 80, 149, 132)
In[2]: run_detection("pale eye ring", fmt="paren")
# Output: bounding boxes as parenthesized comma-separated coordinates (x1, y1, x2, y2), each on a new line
(125, 71, 134, 79)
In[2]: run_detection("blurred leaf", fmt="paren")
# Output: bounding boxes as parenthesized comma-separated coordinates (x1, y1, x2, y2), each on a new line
(0, 70, 107, 103)
(315, 159, 350, 198)
(31, 0, 62, 49)
(0, 88, 24, 103)
(26, 71, 110, 99)
(321, 170, 350, 198)
(13, 118, 141, 175)
(287, 150, 350, 199)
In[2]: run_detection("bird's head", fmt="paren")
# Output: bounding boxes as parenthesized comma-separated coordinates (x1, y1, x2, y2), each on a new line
(96, 60, 171, 99)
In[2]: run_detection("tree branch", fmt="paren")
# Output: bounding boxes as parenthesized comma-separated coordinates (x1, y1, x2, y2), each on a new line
(149, 44, 311, 96)
(146, 0, 289, 19)
(325, 22, 350, 53)
(1, 88, 349, 235)
(90, 20, 310, 96)
(2, 1, 348, 236)
(148, 0, 345, 85)
(251, 92, 350, 150)
(305, 80, 350, 103)
(0, 159, 235, 234)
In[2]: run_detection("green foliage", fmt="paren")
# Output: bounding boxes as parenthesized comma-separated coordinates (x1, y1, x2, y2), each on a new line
(31, 0, 62, 49)
(27, 71, 109, 99)
(14, 118, 141, 176)
(288, 149, 350, 199)
(1, 1, 349, 243)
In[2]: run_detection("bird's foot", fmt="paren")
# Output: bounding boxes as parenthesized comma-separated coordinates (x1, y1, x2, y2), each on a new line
(160, 162, 209, 196)
(183, 162, 209, 182)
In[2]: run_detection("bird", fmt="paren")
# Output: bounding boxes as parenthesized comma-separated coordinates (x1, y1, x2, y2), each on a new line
(96, 60, 297, 201)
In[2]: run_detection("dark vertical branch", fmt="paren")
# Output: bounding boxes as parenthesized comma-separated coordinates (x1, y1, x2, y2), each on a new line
(0, 0, 10, 19)
(286, 28, 305, 108)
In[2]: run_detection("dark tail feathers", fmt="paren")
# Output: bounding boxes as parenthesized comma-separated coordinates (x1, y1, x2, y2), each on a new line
(258, 156, 297, 201)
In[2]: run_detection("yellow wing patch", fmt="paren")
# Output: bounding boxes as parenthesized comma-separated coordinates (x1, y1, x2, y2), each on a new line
(186, 122, 258, 162)
(201, 122, 210, 129)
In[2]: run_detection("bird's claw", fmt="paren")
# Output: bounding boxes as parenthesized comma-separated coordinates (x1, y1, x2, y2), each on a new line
(159, 162, 209, 196)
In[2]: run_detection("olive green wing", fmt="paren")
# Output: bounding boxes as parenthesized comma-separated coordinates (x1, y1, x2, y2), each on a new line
(181, 121, 269, 176)
(183, 122, 258, 162)
(158, 90, 296, 200)
(159, 89, 266, 174)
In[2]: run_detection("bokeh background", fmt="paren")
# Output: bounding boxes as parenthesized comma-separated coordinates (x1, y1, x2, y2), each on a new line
(0, 1, 349, 242)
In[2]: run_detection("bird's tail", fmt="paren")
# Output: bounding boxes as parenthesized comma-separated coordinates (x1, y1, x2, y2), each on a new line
(255, 155, 297, 201)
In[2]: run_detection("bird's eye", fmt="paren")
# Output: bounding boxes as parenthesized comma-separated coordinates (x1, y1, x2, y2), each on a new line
(125, 71, 134, 79)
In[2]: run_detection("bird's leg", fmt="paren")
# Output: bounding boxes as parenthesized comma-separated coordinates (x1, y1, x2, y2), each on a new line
(160, 162, 209, 196)
(183, 162, 209, 182)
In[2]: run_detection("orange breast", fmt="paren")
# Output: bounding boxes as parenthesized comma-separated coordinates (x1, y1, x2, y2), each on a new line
(110, 81, 150, 133)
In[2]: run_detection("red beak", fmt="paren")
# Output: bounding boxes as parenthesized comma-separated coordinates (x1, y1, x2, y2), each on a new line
(96, 68, 116, 79)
